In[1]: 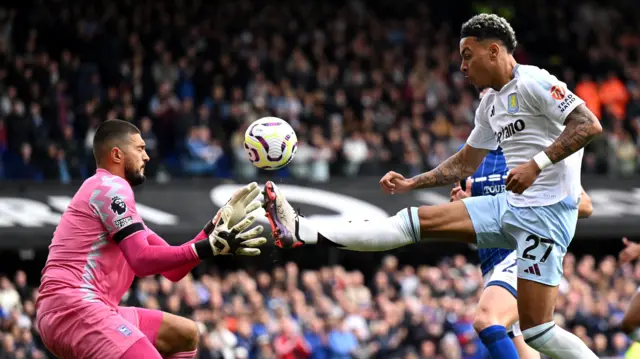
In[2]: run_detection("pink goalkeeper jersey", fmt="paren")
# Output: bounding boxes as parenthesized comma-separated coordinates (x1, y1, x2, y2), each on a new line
(37, 169, 146, 312)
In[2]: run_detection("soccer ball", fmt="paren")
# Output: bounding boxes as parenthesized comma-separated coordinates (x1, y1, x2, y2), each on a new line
(244, 117, 298, 170)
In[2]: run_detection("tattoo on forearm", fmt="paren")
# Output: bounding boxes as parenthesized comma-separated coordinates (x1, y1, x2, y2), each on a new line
(544, 104, 601, 164)
(411, 152, 468, 189)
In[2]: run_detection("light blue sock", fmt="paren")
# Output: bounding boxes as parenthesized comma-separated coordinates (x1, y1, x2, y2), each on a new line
(479, 325, 520, 359)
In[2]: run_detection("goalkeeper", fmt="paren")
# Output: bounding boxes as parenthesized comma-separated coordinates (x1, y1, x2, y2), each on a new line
(36, 119, 267, 359)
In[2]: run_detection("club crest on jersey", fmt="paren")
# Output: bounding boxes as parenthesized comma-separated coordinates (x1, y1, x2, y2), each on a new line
(507, 93, 519, 114)
(116, 324, 132, 336)
(110, 196, 127, 215)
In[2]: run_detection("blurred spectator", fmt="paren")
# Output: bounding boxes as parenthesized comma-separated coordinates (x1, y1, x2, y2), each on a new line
(40, 143, 71, 184)
(576, 74, 602, 120)
(184, 126, 223, 176)
(274, 318, 311, 359)
(599, 71, 629, 122)
(342, 132, 368, 177)
(304, 318, 328, 359)
(139, 117, 160, 178)
(327, 316, 358, 359)
(60, 125, 83, 179)
(4, 143, 40, 181)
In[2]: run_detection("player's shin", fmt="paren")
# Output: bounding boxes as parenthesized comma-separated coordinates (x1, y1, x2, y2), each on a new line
(474, 286, 521, 359)
(478, 325, 520, 359)
(297, 208, 420, 251)
(521, 322, 597, 359)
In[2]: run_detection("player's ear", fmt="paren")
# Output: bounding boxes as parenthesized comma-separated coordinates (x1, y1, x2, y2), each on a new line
(488, 43, 500, 60)
(111, 147, 123, 164)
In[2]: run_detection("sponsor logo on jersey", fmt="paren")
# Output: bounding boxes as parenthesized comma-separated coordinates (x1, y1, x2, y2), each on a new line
(483, 184, 506, 195)
(495, 119, 526, 144)
(557, 93, 576, 113)
(507, 93, 519, 114)
(114, 216, 133, 230)
(550, 85, 566, 100)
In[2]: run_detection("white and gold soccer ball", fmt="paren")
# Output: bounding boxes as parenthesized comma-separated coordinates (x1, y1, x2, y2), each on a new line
(244, 117, 298, 170)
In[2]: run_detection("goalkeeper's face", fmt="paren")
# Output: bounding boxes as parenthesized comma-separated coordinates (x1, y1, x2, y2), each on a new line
(123, 133, 149, 187)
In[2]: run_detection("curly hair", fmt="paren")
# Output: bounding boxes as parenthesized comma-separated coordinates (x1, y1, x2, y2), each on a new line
(460, 14, 518, 53)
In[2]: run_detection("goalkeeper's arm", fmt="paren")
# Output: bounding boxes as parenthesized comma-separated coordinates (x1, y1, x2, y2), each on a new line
(145, 229, 208, 282)
(116, 229, 209, 278)
(116, 182, 266, 279)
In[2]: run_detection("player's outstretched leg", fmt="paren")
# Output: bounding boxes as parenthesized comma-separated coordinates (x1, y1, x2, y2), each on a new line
(263, 181, 477, 251)
(620, 290, 640, 342)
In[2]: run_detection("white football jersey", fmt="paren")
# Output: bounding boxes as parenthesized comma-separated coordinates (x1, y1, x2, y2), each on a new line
(467, 64, 585, 207)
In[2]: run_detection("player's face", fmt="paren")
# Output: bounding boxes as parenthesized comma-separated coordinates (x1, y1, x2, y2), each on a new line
(123, 133, 149, 186)
(459, 37, 495, 90)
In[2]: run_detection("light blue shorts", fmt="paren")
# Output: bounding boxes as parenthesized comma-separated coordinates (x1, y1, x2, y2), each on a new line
(462, 191, 579, 286)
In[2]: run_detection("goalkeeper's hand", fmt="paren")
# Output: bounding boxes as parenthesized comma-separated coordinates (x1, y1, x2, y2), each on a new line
(210, 211, 266, 256)
(203, 182, 267, 256)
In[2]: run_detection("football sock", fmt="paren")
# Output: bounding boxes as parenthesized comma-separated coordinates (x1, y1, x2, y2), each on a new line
(296, 207, 420, 251)
(479, 325, 520, 359)
(522, 321, 597, 359)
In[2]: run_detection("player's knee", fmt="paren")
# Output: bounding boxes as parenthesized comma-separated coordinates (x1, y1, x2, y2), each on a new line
(473, 305, 501, 333)
(417, 205, 445, 232)
(518, 315, 550, 332)
(179, 320, 199, 351)
(157, 318, 199, 354)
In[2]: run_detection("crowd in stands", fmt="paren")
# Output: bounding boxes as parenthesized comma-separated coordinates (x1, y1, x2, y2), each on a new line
(0, 253, 638, 359)
(0, 0, 639, 183)
(1, 1, 640, 358)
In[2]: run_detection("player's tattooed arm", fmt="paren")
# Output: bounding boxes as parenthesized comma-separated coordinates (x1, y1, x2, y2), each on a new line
(544, 104, 603, 164)
(410, 145, 488, 189)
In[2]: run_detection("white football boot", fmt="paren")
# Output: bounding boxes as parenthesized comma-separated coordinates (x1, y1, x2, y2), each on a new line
(262, 181, 305, 248)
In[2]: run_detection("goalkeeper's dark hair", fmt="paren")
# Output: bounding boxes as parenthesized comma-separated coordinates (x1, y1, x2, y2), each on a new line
(461, 14, 517, 54)
(93, 119, 141, 164)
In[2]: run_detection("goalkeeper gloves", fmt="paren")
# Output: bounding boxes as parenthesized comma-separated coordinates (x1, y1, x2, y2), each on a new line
(209, 211, 266, 256)
(197, 182, 267, 257)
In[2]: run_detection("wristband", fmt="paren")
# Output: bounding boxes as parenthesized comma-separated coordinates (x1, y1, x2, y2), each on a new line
(533, 151, 553, 171)
(193, 240, 215, 259)
(203, 220, 216, 236)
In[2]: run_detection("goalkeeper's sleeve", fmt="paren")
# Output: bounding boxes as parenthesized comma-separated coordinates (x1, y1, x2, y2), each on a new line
(116, 228, 214, 278)
(146, 229, 207, 282)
